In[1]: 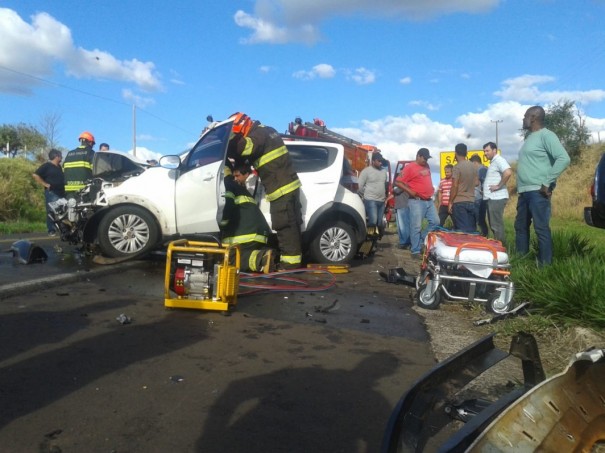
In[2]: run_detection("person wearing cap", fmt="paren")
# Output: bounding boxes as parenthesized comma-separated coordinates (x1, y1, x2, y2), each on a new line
(63, 131, 96, 198)
(398, 148, 439, 259)
(448, 143, 478, 233)
(358, 152, 389, 236)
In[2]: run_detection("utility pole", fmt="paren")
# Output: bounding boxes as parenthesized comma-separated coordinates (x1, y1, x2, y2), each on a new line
(133, 104, 137, 157)
(491, 120, 503, 151)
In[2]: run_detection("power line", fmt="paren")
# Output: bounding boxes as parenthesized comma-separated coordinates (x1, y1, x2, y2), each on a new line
(0, 64, 194, 135)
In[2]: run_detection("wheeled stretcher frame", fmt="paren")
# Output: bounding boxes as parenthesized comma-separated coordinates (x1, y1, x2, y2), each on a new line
(416, 231, 514, 313)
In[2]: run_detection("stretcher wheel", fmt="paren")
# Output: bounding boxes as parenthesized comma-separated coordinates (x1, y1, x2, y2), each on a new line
(487, 290, 513, 314)
(416, 281, 441, 310)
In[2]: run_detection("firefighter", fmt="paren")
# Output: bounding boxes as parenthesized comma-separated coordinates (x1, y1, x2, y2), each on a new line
(219, 165, 274, 273)
(227, 113, 302, 270)
(63, 131, 96, 198)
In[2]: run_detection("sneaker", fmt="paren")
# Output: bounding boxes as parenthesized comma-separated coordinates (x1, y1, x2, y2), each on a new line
(411, 253, 422, 260)
(398, 244, 410, 250)
(48, 231, 57, 237)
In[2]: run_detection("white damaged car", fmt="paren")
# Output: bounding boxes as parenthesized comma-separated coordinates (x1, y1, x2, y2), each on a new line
(50, 118, 370, 264)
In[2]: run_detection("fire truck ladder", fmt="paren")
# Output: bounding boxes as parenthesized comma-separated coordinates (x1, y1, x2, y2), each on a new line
(303, 122, 363, 147)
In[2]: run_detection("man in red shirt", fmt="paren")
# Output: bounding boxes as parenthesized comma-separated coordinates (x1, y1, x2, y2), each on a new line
(398, 148, 439, 259)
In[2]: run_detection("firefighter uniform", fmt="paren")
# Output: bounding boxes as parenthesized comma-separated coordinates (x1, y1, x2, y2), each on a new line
(220, 177, 273, 273)
(228, 121, 303, 269)
(63, 145, 95, 197)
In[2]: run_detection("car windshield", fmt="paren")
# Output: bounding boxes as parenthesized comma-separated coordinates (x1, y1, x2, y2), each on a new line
(183, 122, 232, 170)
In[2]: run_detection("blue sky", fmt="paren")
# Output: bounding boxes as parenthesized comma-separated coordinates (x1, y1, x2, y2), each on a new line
(2, 0, 605, 167)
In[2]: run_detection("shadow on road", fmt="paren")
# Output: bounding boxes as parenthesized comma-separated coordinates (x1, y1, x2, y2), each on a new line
(195, 351, 399, 452)
(0, 311, 207, 429)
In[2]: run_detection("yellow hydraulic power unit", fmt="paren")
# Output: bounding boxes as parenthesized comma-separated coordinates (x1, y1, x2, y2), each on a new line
(164, 239, 240, 311)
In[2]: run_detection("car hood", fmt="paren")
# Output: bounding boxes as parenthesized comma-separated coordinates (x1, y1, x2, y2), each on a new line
(92, 151, 150, 182)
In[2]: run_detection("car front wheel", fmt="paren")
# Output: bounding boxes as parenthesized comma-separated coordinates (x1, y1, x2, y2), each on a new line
(309, 220, 356, 264)
(97, 206, 159, 258)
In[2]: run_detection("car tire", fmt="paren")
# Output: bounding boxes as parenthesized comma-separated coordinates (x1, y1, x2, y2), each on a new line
(98, 206, 159, 258)
(309, 220, 356, 264)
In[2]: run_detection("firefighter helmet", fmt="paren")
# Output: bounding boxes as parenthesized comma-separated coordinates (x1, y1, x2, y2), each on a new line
(79, 131, 95, 144)
(229, 112, 253, 136)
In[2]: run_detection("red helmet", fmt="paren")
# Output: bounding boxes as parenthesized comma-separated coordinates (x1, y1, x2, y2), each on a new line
(229, 112, 253, 136)
(79, 131, 95, 144)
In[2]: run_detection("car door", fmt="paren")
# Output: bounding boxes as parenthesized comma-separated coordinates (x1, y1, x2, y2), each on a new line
(269, 142, 341, 231)
(174, 121, 232, 234)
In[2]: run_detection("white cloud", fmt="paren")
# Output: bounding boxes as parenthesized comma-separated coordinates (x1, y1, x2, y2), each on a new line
(409, 100, 440, 111)
(122, 89, 155, 108)
(259, 65, 273, 73)
(0, 8, 162, 94)
(234, 10, 319, 44)
(235, 0, 500, 44)
(495, 74, 605, 105)
(348, 67, 376, 85)
(399, 76, 412, 85)
(329, 100, 531, 165)
(293, 63, 336, 80)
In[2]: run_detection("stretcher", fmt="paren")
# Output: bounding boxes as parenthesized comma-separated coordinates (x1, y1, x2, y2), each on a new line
(416, 231, 514, 313)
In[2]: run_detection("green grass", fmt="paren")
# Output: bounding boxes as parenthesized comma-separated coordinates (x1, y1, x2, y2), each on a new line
(0, 220, 46, 235)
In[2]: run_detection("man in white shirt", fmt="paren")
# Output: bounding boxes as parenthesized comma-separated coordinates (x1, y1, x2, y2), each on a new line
(482, 141, 512, 245)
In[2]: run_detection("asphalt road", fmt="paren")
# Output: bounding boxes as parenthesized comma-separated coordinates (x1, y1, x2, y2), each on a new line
(0, 230, 435, 452)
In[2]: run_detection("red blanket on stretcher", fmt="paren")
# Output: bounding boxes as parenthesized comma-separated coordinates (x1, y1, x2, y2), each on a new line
(431, 232, 507, 253)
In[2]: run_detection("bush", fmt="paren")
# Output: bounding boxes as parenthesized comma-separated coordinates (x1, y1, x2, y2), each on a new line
(512, 231, 605, 328)
(0, 158, 45, 222)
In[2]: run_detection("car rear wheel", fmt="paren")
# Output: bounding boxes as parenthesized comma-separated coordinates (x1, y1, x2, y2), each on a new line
(98, 206, 159, 258)
(309, 220, 356, 264)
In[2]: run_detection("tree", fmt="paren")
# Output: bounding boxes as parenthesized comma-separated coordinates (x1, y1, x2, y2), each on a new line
(0, 123, 47, 159)
(544, 100, 590, 163)
(39, 111, 62, 151)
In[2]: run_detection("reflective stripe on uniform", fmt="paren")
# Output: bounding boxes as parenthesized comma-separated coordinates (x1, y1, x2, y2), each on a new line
(65, 184, 86, 191)
(249, 250, 261, 272)
(234, 195, 256, 205)
(280, 254, 302, 264)
(222, 233, 268, 245)
(224, 192, 235, 200)
(254, 146, 288, 168)
(241, 137, 254, 156)
(63, 161, 93, 170)
(265, 179, 302, 202)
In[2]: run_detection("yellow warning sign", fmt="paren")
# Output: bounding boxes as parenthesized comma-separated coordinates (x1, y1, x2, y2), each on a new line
(438, 150, 496, 178)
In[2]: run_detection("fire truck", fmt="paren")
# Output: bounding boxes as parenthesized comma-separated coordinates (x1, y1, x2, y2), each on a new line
(286, 118, 415, 224)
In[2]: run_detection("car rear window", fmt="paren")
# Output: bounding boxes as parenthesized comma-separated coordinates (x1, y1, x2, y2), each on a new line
(286, 145, 337, 173)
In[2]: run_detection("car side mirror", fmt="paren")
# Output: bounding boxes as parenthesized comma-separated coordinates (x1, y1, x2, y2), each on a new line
(159, 155, 181, 170)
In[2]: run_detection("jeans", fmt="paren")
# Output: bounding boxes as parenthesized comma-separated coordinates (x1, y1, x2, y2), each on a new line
(364, 199, 385, 228)
(452, 201, 477, 233)
(396, 207, 411, 246)
(45, 189, 61, 233)
(487, 198, 508, 245)
(475, 199, 488, 236)
(514, 190, 552, 265)
(408, 199, 440, 254)
(438, 205, 452, 228)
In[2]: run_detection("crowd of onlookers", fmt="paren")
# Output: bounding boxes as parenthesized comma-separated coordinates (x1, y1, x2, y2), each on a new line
(383, 105, 570, 266)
